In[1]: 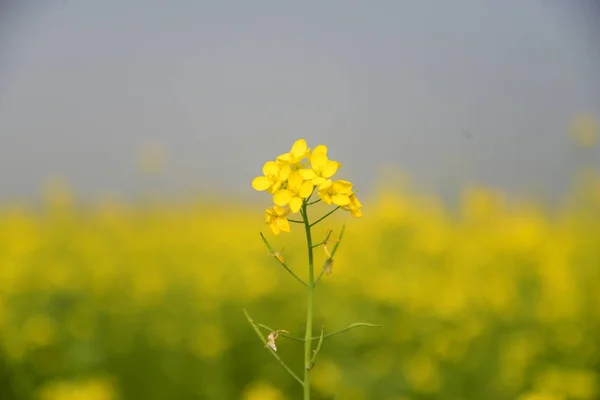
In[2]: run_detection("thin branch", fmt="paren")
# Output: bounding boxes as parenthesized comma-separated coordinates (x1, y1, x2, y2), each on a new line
(329, 224, 345, 258)
(314, 225, 345, 288)
(288, 219, 304, 224)
(243, 309, 304, 387)
(260, 233, 307, 287)
(310, 206, 341, 227)
(309, 326, 325, 369)
(311, 230, 333, 249)
(314, 268, 327, 287)
(322, 323, 381, 339)
(307, 198, 321, 206)
(255, 322, 382, 342)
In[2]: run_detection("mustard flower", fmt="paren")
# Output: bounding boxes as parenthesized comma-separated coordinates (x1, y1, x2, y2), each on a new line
(276, 139, 310, 166)
(252, 161, 292, 193)
(317, 179, 353, 206)
(272, 171, 314, 213)
(299, 144, 341, 186)
(265, 206, 291, 235)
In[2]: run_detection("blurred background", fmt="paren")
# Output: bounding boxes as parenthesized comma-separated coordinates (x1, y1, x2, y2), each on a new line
(1, 1, 599, 399)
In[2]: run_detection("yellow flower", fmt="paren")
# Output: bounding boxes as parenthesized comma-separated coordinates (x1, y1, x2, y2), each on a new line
(265, 206, 291, 235)
(299, 145, 341, 185)
(276, 139, 310, 166)
(273, 171, 314, 213)
(318, 180, 353, 206)
(342, 193, 363, 218)
(252, 161, 292, 193)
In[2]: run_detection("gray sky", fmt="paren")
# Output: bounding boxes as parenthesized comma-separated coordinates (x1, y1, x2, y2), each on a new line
(1, 1, 599, 202)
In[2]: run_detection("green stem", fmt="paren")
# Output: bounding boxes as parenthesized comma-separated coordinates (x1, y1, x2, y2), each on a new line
(301, 200, 315, 400)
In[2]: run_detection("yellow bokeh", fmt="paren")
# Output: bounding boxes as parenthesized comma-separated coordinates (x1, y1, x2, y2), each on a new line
(1, 169, 599, 398)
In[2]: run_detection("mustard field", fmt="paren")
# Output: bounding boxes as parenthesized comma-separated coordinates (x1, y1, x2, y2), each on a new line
(1, 176, 600, 400)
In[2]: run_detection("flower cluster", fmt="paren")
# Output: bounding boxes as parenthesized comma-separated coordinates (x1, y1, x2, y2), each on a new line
(252, 139, 362, 235)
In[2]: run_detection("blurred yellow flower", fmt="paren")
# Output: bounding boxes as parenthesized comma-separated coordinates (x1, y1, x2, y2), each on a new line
(37, 377, 118, 400)
(243, 381, 288, 400)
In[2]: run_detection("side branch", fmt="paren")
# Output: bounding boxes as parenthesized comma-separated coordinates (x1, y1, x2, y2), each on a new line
(254, 321, 382, 342)
(260, 233, 307, 287)
(243, 309, 304, 387)
(310, 206, 341, 227)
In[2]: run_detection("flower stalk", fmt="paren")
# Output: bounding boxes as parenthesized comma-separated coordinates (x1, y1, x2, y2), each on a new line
(246, 138, 376, 399)
(302, 200, 315, 399)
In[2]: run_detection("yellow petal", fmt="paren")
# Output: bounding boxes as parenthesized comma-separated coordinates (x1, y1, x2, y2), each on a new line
(318, 192, 332, 204)
(298, 169, 317, 180)
(276, 153, 292, 163)
(350, 195, 362, 208)
(287, 171, 303, 191)
(298, 181, 314, 198)
(312, 144, 328, 155)
(262, 161, 279, 176)
(331, 194, 351, 206)
(333, 180, 353, 194)
(290, 197, 303, 213)
(274, 206, 288, 216)
(312, 177, 326, 186)
(310, 152, 327, 172)
(270, 181, 282, 193)
(277, 217, 291, 232)
(278, 164, 292, 180)
(265, 209, 274, 223)
(318, 179, 332, 191)
(290, 139, 307, 159)
(273, 190, 293, 206)
(322, 161, 340, 178)
(252, 176, 273, 191)
(350, 208, 363, 218)
(269, 221, 281, 235)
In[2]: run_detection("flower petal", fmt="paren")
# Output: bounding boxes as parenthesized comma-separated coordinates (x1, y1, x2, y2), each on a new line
(252, 176, 273, 191)
(269, 221, 281, 235)
(274, 206, 289, 216)
(322, 161, 340, 178)
(350, 195, 362, 208)
(298, 181, 314, 198)
(262, 161, 279, 176)
(276, 153, 292, 163)
(350, 208, 363, 218)
(312, 144, 328, 155)
(318, 191, 332, 204)
(287, 171, 303, 191)
(310, 152, 328, 172)
(331, 194, 351, 206)
(290, 139, 307, 159)
(312, 177, 326, 186)
(278, 164, 292, 180)
(273, 190, 294, 206)
(333, 180, 353, 194)
(277, 217, 291, 232)
(298, 168, 317, 180)
(318, 179, 332, 191)
(290, 197, 303, 213)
